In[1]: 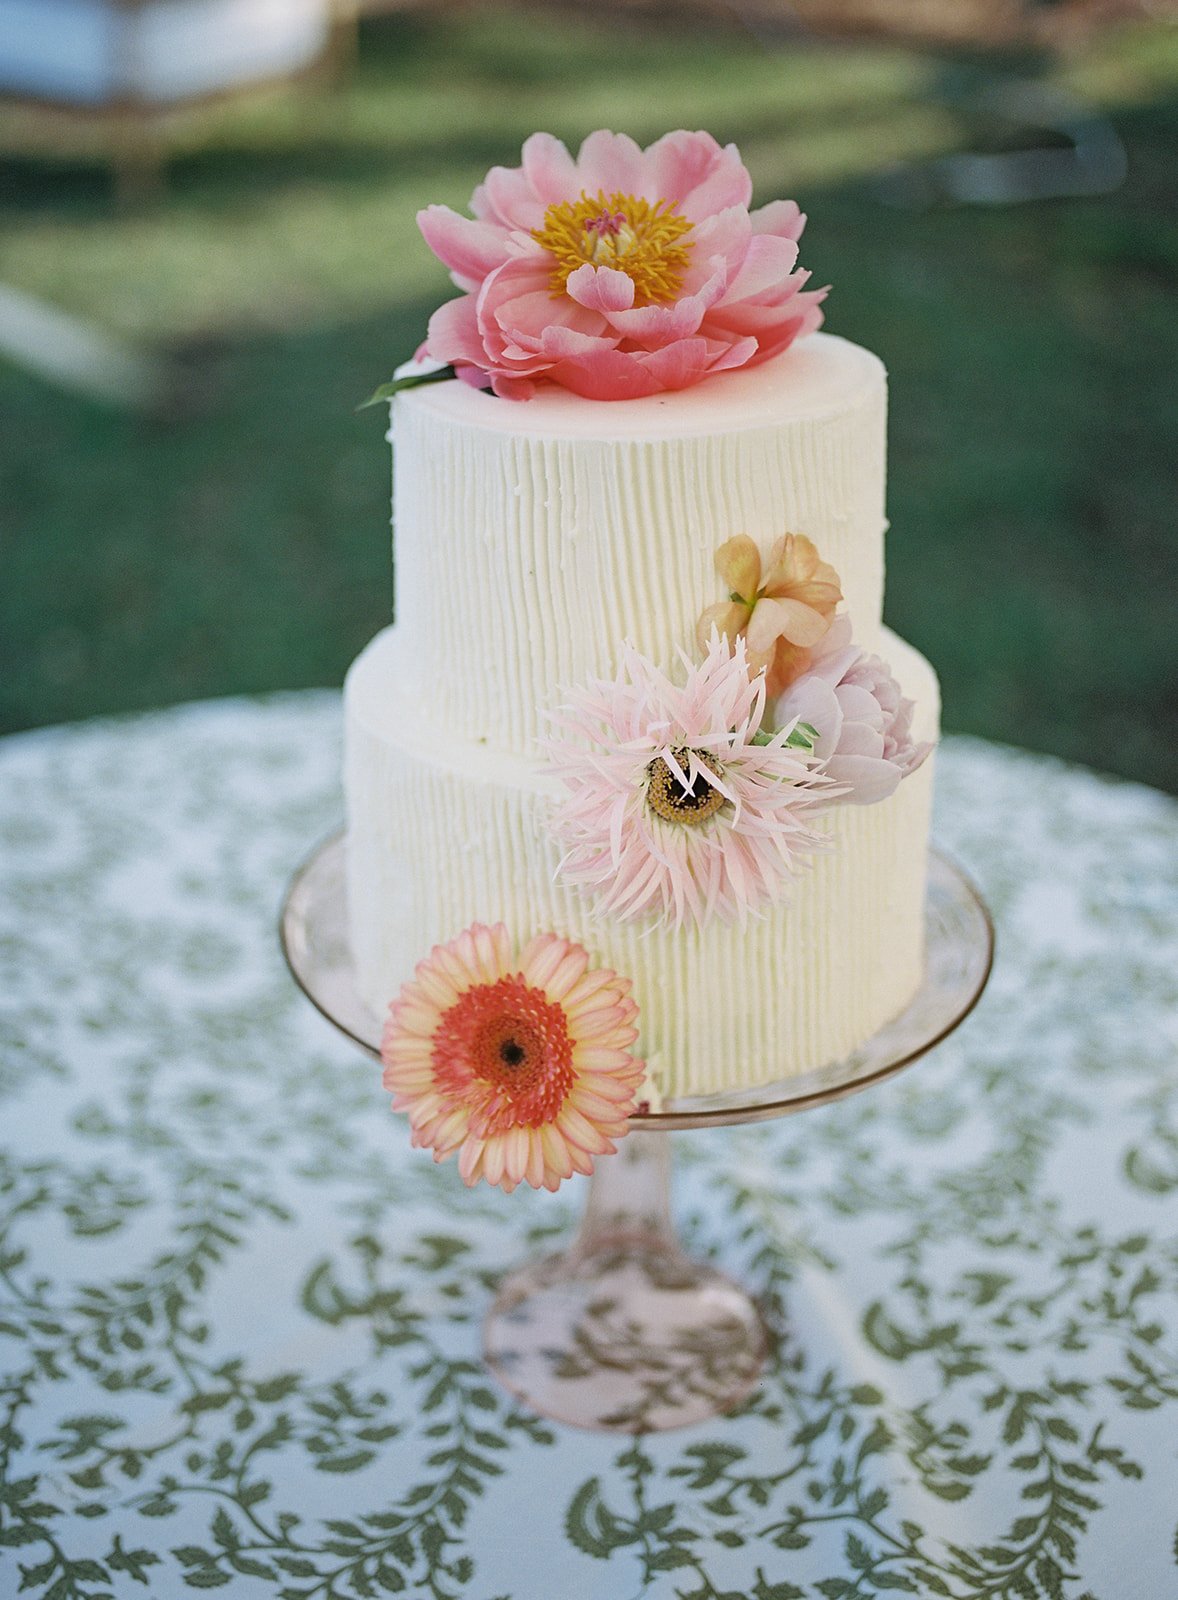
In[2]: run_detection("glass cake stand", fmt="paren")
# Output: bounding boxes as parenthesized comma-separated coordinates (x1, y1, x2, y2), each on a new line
(281, 833, 993, 1433)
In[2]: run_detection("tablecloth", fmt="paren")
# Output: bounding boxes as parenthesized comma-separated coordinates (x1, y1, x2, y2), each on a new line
(1, 695, 1176, 1600)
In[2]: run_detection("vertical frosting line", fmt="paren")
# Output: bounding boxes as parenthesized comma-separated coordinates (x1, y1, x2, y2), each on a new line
(390, 335, 889, 755)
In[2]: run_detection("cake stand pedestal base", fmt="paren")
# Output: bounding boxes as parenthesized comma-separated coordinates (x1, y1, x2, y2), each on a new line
(281, 837, 993, 1435)
(484, 1131, 765, 1433)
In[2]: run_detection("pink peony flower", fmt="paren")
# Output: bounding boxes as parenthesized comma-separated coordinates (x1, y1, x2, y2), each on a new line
(773, 617, 934, 805)
(416, 129, 826, 400)
(381, 923, 644, 1192)
(544, 635, 842, 928)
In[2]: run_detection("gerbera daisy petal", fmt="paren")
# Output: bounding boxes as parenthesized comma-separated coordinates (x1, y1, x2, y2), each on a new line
(380, 923, 645, 1192)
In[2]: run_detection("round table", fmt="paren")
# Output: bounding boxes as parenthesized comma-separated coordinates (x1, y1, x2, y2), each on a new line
(1, 695, 1176, 1600)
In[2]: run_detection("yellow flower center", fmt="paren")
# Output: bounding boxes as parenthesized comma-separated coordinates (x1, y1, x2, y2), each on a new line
(646, 749, 727, 827)
(531, 190, 693, 305)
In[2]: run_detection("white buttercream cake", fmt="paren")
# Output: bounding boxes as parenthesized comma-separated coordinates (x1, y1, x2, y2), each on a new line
(343, 330, 938, 1103)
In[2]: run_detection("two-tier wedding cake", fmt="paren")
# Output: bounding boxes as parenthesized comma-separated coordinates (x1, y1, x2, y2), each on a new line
(343, 129, 937, 1191)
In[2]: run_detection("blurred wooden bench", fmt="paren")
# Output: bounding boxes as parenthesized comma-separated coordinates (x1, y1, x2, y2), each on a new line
(0, 0, 356, 201)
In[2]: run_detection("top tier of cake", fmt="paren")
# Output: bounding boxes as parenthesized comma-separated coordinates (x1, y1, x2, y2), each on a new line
(389, 331, 886, 754)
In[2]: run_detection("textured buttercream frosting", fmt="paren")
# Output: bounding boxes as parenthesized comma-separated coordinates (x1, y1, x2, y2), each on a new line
(391, 333, 887, 754)
(345, 329, 940, 1100)
(345, 626, 937, 1102)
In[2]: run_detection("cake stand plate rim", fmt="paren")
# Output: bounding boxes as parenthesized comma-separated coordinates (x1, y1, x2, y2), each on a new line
(279, 830, 993, 1130)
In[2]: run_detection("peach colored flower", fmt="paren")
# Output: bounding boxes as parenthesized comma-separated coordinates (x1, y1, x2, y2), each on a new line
(416, 129, 826, 400)
(696, 533, 843, 699)
(544, 634, 841, 930)
(381, 924, 644, 1192)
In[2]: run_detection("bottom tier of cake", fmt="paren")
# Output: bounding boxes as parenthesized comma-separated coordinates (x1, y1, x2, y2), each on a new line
(344, 627, 939, 1104)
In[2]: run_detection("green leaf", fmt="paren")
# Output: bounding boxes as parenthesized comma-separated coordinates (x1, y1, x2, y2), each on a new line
(944, 1453, 991, 1475)
(211, 1508, 238, 1550)
(173, 1547, 215, 1566)
(231, 1555, 278, 1580)
(137, 1496, 177, 1517)
(17, 1556, 58, 1592)
(753, 1577, 805, 1600)
(182, 1570, 233, 1589)
(645, 1547, 695, 1570)
(253, 1374, 299, 1403)
(357, 366, 456, 411)
(314, 1450, 376, 1473)
(106, 1536, 162, 1585)
(912, 1574, 952, 1597)
(846, 1532, 873, 1570)
(861, 1487, 888, 1519)
(565, 1478, 637, 1560)
(274, 1557, 319, 1577)
(927, 1480, 972, 1502)
(0, 1527, 44, 1547)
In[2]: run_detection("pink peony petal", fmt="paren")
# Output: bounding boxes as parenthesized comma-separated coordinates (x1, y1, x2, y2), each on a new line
(454, 363, 494, 391)
(836, 683, 887, 731)
(831, 718, 885, 759)
(778, 673, 843, 751)
(826, 754, 903, 804)
(645, 128, 726, 204)
(634, 337, 716, 390)
(750, 198, 806, 240)
(548, 347, 664, 400)
(494, 290, 603, 356)
(488, 372, 538, 399)
(678, 142, 753, 222)
(520, 130, 578, 204)
(722, 234, 802, 305)
(417, 205, 512, 292)
(425, 294, 488, 369)
(604, 260, 726, 349)
(476, 258, 564, 371)
(538, 323, 620, 361)
(478, 164, 547, 231)
(702, 334, 761, 374)
(565, 263, 636, 314)
(684, 205, 753, 279)
(576, 128, 650, 197)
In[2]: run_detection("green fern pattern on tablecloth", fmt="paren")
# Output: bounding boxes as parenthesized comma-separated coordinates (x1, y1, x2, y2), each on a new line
(1, 697, 1177, 1599)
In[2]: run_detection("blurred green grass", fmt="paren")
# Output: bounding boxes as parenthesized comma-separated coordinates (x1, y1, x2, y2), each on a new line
(1, 6, 1176, 789)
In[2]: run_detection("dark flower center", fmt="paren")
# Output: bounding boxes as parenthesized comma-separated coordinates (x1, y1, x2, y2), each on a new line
(431, 975, 576, 1126)
(646, 748, 727, 827)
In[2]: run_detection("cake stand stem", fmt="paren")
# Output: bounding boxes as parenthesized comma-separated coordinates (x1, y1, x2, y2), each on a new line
(573, 1128, 677, 1259)
(483, 1130, 768, 1433)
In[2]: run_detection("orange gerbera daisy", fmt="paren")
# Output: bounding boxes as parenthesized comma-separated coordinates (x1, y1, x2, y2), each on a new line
(696, 533, 843, 699)
(381, 924, 644, 1192)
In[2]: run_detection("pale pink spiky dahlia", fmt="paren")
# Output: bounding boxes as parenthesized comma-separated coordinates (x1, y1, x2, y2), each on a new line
(545, 636, 841, 928)
(417, 128, 826, 400)
(381, 923, 644, 1192)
